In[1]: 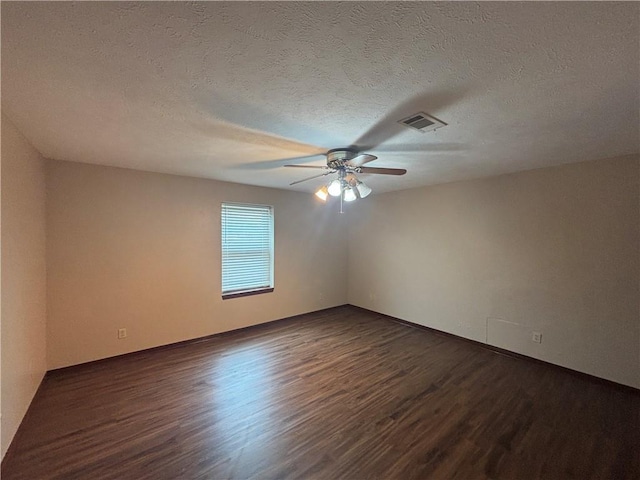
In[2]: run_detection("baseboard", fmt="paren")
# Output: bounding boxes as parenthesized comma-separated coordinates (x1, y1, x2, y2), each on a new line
(348, 305, 639, 395)
(3, 302, 636, 466)
(47, 304, 350, 376)
(4, 305, 350, 465)
(1, 373, 49, 468)
(47, 303, 640, 393)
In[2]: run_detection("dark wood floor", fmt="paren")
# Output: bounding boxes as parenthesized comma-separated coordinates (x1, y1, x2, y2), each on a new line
(3, 306, 639, 480)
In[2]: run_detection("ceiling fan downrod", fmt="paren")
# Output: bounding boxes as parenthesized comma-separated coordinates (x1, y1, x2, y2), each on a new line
(338, 169, 346, 214)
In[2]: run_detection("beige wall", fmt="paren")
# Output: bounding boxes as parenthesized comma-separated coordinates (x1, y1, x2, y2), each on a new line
(46, 161, 348, 369)
(348, 155, 640, 388)
(1, 115, 48, 458)
(2, 130, 638, 463)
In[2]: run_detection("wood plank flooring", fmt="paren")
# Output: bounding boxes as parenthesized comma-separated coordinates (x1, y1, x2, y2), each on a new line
(2, 306, 639, 479)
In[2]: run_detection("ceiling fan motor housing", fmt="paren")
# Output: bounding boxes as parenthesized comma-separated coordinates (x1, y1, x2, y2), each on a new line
(326, 148, 357, 169)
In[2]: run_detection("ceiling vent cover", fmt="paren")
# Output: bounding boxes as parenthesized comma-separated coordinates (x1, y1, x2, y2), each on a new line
(398, 112, 446, 133)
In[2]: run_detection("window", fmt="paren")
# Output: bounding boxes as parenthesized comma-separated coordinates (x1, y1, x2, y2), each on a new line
(221, 202, 274, 299)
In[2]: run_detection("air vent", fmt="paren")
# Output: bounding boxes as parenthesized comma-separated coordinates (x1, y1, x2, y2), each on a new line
(398, 112, 446, 133)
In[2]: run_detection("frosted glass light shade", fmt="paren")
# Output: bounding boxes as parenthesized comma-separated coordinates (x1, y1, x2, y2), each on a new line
(356, 181, 372, 198)
(343, 187, 357, 202)
(327, 179, 342, 197)
(314, 186, 328, 201)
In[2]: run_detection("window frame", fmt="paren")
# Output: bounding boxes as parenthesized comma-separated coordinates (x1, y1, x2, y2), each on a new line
(220, 202, 274, 300)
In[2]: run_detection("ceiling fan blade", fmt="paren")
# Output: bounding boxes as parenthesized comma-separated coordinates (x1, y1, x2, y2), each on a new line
(284, 164, 328, 169)
(351, 88, 467, 150)
(347, 154, 377, 167)
(372, 143, 465, 153)
(358, 167, 407, 176)
(236, 154, 327, 170)
(289, 172, 333, 185)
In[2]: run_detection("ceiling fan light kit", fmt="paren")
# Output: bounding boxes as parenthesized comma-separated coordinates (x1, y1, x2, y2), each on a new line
(285, 148, 406, 212)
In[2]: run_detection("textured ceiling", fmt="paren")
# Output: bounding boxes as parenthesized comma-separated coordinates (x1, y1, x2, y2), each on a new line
(2, 2, 638, 193)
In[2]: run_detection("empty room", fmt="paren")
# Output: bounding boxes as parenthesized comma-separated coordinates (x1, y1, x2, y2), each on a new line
(1, 2, 639, 479)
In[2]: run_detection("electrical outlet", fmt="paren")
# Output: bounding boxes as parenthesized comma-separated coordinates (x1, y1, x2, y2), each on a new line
(118, 328, 127, 339)
(532, 331, 542, 344)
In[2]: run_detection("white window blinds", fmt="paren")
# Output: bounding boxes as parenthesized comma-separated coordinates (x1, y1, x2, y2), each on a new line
(221, 203, 274, 296)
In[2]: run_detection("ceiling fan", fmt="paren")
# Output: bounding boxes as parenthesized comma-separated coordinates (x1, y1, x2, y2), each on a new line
(285, 148, 406, 211)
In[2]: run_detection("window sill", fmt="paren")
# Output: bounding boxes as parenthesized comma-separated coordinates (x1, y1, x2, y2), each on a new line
(222, 287, 274, 300)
